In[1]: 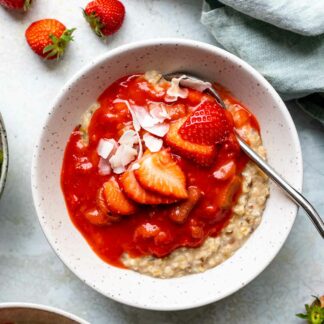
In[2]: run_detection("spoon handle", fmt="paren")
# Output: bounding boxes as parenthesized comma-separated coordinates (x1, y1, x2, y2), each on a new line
(237, 136, 324, 238)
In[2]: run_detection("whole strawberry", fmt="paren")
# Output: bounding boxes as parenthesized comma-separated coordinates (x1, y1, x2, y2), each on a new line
(83, 0, 125, 37)
(25, 19, 75, 60)
(0, 0, 31, 10)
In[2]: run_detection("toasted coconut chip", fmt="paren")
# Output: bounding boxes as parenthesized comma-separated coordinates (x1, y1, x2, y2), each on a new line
(109, 144, 138, 174)
(149, 102, 170, 123)
(115, 99, 169, 138)
(112, 99, 144, 162)
(144, 70, 163, 86)
(143, 133, 163, 152)
(113, 166, 126, 174)
(130, 162, 140, 170)
(133, 105, 170, 137)
(132, 105, 158, 128)
(97, 138, 118, 159)
(114, 99, 141, 131)
(144, 123, 169, 137)
(98, 158, 111, 176)
(165, 76, 189, 102)
(119, 129, 139, 146)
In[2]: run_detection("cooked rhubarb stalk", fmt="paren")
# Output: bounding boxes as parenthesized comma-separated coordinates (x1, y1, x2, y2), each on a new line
(83, 187, 122, 226)
(83, 207, 120, 226)
(103, 177, 137, 215)
(169, 186, 202, 224)
(217, 176, 242, 210)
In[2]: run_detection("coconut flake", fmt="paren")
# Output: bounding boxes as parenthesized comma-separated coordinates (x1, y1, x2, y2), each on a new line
(144, 70, 163, 86)
(113, 166, 126, 174)
(109, 144, 138, 173)
(98, 158, 111, 176)
(118, 129, 139, 146)
(132, 105, 157, 128)
(137, 134, 143, 160)
(97, 138, 117, 159)
(130, 104, 170, 137)
(130, 162, 140, 171)
(144, 123, 169, 137)
(165, 76, 189, 102)
(143, 133, 163, 152)
(149, 102, 170, 123)
(113, 99, 141, 131)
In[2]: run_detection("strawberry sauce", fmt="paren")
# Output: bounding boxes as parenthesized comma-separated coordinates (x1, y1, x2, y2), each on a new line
(61, 74, 259, 268)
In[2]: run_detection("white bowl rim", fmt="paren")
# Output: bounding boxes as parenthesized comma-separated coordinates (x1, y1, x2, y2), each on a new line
(0, 113, 9, 198)
(0, 302, 89, 323)
(31, 38, 303, 311)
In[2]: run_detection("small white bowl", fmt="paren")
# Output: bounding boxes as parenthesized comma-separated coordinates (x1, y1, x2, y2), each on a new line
(0, 303, 88, 323)
(31, 39, 303, 311)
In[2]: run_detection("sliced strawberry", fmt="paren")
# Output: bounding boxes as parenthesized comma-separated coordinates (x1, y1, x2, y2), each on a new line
(179, 100, 233, 145)
(135, 150, 188, 199)
(165, 118, 217, 167)
(119, 170, 177, 205)
(103, 177, 137, 215)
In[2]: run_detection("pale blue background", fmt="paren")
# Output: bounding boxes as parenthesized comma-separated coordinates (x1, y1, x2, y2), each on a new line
(0, 1, 323, 323)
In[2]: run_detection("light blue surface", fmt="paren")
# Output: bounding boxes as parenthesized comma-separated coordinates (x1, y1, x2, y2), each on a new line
(201, 2, 324, 101)
(214, 0, 324, 36)
(0, 1, 323, 323)
(201, 1, 324, 124)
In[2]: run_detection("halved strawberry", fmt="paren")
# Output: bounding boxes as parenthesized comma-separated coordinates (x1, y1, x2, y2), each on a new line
(119, 170, 177, 205)
(165, 118, 217, 167)
(103, 177, 137, 215)
(135, 150, 188, 199)
(179, 101, 233, 145)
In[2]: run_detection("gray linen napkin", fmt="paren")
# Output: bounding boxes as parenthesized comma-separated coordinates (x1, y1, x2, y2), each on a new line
(201, 0, 324, 123)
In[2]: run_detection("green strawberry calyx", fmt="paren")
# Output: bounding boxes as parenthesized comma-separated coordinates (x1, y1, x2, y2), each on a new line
(43, 28, 76, 60)
(83, 10, 105, 38)
(296, 296, 324, 324)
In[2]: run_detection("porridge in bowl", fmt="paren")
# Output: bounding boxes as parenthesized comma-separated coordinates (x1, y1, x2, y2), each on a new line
(61, 71, 269, 278)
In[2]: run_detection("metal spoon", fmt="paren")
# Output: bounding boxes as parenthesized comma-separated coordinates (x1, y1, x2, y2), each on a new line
(165, 72, 324, 238)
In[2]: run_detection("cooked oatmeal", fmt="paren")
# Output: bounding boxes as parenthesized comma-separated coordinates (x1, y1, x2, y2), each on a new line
(61, 71, 270, 279)
(122, 126, 269, 278)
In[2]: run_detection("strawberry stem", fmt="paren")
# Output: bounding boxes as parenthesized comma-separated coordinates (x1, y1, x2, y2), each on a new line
(83, 9, 105, 38)
(23, 0, 32, 11)
(43, 28, 76, 60)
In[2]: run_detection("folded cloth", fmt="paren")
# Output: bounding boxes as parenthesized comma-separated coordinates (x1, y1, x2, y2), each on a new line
(201, 0, 324, 123)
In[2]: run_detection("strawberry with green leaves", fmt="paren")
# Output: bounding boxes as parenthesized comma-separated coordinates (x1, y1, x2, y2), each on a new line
(83, 0, 125, 37)
(0, 0, 31, 10)
(25, 19, 75, 60)
(296, 296, 324, 324)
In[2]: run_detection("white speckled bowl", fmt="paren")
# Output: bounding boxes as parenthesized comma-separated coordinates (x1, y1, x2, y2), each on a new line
(31, 39, 303, 310)
(0, 113, 9, 198)
(0, 303, 88, 323)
